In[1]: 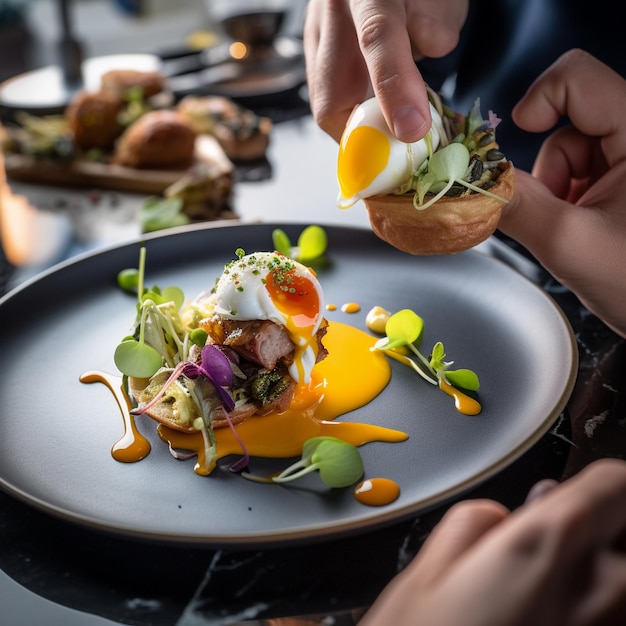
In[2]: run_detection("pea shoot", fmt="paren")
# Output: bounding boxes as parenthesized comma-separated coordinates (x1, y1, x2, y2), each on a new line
(113, 247, 186, 379)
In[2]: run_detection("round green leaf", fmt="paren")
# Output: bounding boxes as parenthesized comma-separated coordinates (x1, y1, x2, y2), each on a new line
(114, 339, 163, 378)
(272, 228, 292, 257)
(445, 369, 480, 391)
(312, 439, 364, 488)
(297, 225, 328, 261)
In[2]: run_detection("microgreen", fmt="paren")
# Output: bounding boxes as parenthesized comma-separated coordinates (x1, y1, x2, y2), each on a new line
(267, 437, 364, 488)
(114, 247, 187, 378)
(411, 97, 509, 211)
(130, 345, 235, 416)
(272, 225, 328, 263)
(139, 196, 189, 233)
(413, 142, 509, 210)
(373, 309, 480, 392)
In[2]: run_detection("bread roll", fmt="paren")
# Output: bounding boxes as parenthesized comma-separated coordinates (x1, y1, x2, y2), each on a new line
(114, 110, 196, 169)
(364, 160, 515, 255)
(65, 90, 125, 151)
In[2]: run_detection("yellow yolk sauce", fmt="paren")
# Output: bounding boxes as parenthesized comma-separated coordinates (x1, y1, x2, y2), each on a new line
(159, 320, 406, 468)
(80, 370, 152, 462)
(83, 322, 407, 495)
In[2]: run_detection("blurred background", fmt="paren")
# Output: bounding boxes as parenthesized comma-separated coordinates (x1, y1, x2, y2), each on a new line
(0, 0, 308, 84)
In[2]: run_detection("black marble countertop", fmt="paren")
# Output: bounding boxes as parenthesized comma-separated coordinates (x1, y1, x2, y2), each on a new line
(1, 108, 625, 626)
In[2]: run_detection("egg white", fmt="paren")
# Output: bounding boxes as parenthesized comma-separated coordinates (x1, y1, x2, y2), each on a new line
(337, 97, 444, 208)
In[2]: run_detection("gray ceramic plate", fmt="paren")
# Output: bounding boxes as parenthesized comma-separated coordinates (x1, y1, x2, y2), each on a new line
(0, 223, 578, 546)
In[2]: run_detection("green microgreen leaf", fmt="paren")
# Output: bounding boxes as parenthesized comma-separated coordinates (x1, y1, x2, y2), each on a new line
(271, 226, 328, 263)
(114, 338, 163, 378)
(373, 308, 480, 399)
(414, 143, 469, 210)
(444, 368, 480, 391)
(114, 247, 189, 378)
(374, 308, 424, 351)
(161, 285, 185, 310)
(297, 225, 328, 262)
(139, 196, 190, 233)
(117, 268, 139, 293)
(412, 139, 509, 210)
(272, 228, 292, 257)
(190, 328, 208, 348)
(271, 436, 364, 488)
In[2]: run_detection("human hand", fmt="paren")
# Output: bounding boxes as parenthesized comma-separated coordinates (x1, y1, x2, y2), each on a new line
(359, 458, 626, 626)
(303, 0, 468, 142)
(498, 49, 626, 338)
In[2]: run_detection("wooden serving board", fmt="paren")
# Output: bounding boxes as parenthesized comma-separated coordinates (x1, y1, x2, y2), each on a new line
(2, 135, 234, 195)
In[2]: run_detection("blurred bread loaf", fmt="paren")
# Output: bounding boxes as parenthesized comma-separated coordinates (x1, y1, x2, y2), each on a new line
(65, 90, 125, 152)
(113, 110, 197, 169)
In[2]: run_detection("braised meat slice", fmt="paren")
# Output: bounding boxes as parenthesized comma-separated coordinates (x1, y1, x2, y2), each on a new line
(204, 318, 295, 371)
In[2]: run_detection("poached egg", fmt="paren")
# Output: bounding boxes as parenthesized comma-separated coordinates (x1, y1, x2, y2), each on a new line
(337, 97, 445, 208)
(212, 251, 325, 383)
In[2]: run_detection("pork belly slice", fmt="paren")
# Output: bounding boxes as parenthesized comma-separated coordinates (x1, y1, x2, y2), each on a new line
(204, 318, 295, 371)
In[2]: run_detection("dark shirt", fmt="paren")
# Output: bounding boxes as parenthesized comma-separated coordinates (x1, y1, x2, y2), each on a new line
(418, 0, 624, 171)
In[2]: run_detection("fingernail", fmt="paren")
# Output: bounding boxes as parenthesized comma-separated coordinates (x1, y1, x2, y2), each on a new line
(392, 105, 426, 141)
(525, 478, 559, 503)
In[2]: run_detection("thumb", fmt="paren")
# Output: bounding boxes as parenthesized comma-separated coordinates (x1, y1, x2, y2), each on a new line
(496, 168, 589, 278)
(498, 169, 566, 251)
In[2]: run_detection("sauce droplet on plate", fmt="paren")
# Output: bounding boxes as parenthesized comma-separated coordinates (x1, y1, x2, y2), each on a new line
(341, 302, 361, 314)
(354, 477, 401, 506)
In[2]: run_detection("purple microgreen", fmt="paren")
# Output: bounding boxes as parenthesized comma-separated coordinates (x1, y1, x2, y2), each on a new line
(131, 345, 235, 416)
(182, 345, 235, 412)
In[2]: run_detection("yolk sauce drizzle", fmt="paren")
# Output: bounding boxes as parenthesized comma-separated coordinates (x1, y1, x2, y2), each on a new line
(160, 321, 407, 471)
(82, 321, 408, 482)
(79, 370, 151, 462)
(439, 378, 482, 416)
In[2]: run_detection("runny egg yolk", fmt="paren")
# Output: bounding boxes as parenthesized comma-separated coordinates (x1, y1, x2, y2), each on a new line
(265, 266, 320, 328)
(338, 125, 390, 205)
(265, 265, 322, 384)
